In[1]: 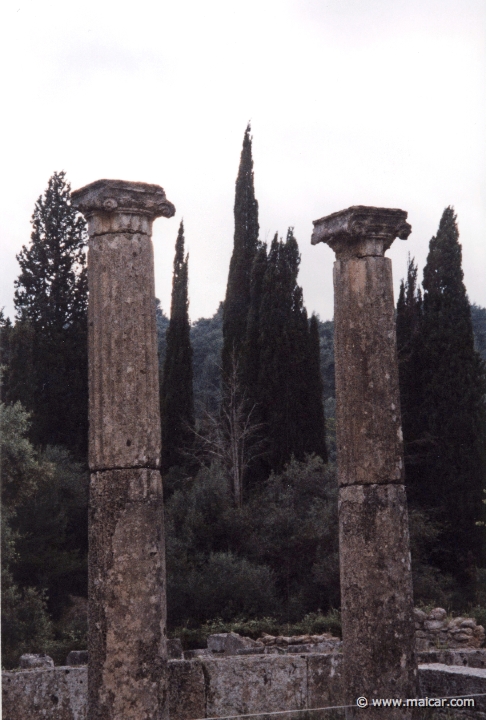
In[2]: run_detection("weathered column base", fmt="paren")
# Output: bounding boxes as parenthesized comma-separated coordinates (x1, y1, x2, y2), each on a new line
(88, 469, 167, 720)
(340, 483, 416, 719)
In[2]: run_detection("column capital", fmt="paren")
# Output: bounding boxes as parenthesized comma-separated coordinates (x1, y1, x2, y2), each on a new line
(311, 205, 411, 259)
(72, 179, 175, 236)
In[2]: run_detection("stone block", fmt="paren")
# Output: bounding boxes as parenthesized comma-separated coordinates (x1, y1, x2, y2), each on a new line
(419, 663, 486, 718)
(2, 667, 87, 720)
(413, 608, 427, 623)
(424, 620, 445, 631)
(168, 660, 205, 720)
(66, 651, 88, 666)
(224, 633, 261, 656)
(207, 633, 228, 654)
(202, 655, 308, 717)
(450, 616, 466, 627)
(207, 632, 261, 656)
(428, 607, 447, 621)
(19, 653, 54, 669)
(307, 653, 344, 710)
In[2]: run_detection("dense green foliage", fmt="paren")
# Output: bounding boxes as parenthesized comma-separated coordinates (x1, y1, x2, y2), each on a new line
(471, 303, 486, 362)
(159, 302, 334, 428)
(191, 303, 224, 415)
(156, 299, 170, 370)
(8, 171, 88, 457)
(397, 208, 486, 596)
(307, 315, 328, 460)
(396, 255, 423, 472)
(1, 402, 88, 668)
(222, 125, 260, 382)
(11, 445, 89, 618)
(165, 455, 339, 629)
(243, 244, 268, 402)
(1, 172, 90, 667)
(161, 222, 195, 470)
(246, 230, 327, 474)
(158, 303, 223, 425)
(316, 319, 335, 405)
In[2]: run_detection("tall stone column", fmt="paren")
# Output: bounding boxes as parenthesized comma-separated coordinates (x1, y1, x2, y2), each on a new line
(312, 206, 416, 718)
(72, 180, 175, 720)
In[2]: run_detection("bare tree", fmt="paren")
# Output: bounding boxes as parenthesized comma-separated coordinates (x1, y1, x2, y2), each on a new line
(191, 355, 265, 507)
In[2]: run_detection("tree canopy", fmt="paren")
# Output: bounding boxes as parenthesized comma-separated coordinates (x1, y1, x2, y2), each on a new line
(249, 230, 327, 474)
(397, 208, 486, 593)
(11, 171, 88, 456)
(222, 124, 260, 383)
(161, 221, 195, 471)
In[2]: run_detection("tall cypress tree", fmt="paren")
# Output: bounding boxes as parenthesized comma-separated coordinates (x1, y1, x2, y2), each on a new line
(161, 221, 194, 471)
(13, 171, 88, 456)
(222, 124, 260, 382)
(398, 208, 485, 588)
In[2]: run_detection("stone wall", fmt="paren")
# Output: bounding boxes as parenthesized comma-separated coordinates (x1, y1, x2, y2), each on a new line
(4, 652, 486, 720)
(2, 655, 343, 720)
(415, 608, 485, 651)
(420, 664, 486, 719)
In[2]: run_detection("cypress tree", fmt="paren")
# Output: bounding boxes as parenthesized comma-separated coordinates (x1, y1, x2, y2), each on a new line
(399, 208, 486, 588)
(13, 171, 88, 456)
(161, 221, 194, 471)
(222, 124, 260, 382)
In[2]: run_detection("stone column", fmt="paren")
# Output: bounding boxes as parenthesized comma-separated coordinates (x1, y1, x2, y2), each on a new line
(72, 180, 175, 720)
(311, 206, 416, 718)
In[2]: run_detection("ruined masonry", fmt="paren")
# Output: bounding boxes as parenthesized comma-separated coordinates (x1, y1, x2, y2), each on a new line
(72, 180, 175, 720)
(312, 206, 416, 718)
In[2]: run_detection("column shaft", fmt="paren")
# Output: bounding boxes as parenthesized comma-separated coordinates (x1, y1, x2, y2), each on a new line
(87, 230, 161, 470)
(88, 469, 166, 720)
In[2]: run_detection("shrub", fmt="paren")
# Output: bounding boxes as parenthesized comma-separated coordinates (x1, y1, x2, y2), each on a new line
(168, 551, 278, 627)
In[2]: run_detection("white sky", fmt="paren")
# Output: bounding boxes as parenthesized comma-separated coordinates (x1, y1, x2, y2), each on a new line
(1, 0, 485, 323)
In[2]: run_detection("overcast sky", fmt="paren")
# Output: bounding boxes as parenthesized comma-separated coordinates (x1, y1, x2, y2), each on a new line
(1, 0, 485, 323)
